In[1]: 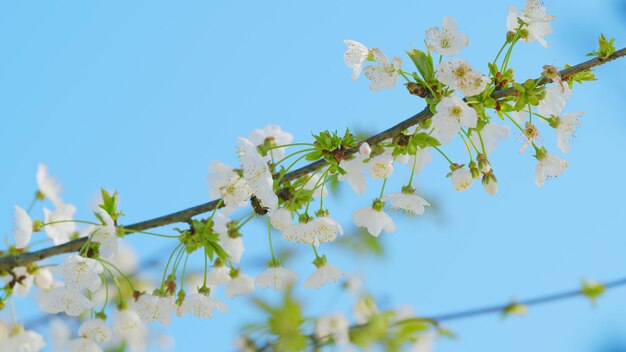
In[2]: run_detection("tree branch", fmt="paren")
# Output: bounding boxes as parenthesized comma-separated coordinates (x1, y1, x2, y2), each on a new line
(1, 48, 624, 272)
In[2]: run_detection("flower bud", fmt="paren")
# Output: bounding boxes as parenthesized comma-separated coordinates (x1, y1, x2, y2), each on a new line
(405, 82, 428, 98)
(482, 172, 498, 195)
(358, 142, 371, 157)
(477, 154, 491, 173)
(469, 161, 481, 179)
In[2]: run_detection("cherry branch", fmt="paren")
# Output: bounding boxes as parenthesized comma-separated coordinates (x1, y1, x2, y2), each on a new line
(254, 276, 626, 351)
(1, 47, 624, 272)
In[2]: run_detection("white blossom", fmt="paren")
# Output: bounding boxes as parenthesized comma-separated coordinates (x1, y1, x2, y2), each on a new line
(79, 319, 112, 343)
(40, 287, 93, 316)
(37, 163, 63, 206)
(436, 59, 490, 97)
(469, 123, 511, 155)
(54, 255, 104, 292)
(34, 268, 54, 291)
(2, 266, 34, 297)
(315, 314, 350, 345)
(237, 137, 278, 215)
(363, 49, 402, 91)
(353, 206, 396, 237)
(283, 216, 344, 246)
(367, 152, 394, 179)
(381, 192, 430, 216)
(248, 125, 294, 160)
(343, 40, 369, 80)
(304, 262, 345, 289)
(483, 179, 498, 195)
(225, 273, 255, 298)
(507, 0, 555, 48)
(43, 202, 77, 245)
(133, 294, 175, 325)
(205, 265, 232, 286)
(452, 167, 473, 192)
(113, 309, 149, 350)
(270, 208, 292, 231)
(213, 213, 244, 264)
(0, 326, 45, 352)
(89, 209, 118, 259)
(179, 292, 227, 318)
(208, 161, 251, 213)
(556, 112, 583, 153)
(535, 153, 568, 187)
(255, 267, 298, 291)
(426, 16, 469, 56)
(13, 206, 33, 249)
(538, 84, 572, 118)
(338, 154, 368, 195)
(430, 95, 478, 145)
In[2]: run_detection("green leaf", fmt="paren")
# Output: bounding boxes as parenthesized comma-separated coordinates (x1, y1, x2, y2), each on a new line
(411, 132, 440, 149)
(587, 33, 616, 59)
(406, 49, 435, 82)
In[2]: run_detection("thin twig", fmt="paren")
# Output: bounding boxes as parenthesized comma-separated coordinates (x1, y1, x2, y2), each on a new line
(0, 48, 624, 272)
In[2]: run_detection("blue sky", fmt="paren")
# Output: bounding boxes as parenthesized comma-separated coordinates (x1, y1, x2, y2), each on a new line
(1, 1, 625, 351)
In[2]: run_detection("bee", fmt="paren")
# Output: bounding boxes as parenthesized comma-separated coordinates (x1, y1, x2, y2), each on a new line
(250, 196, 269, 215)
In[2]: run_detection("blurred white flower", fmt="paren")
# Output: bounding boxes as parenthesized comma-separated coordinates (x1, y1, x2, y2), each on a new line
(89, 209, 118, 259)
(0, 326, 45, 352)
(359, 142, 372, 157)
(64, 338, 102, 352)
(338, 154, 368, 195)
(78, 319, 111, 343)
(54, 255, 104, 292)
(316, 314, 350, 346)
(225, 272, 255, 298)
(40, 287, 93, 317)
(13, 206, 33, 249)
(2, 266, 34, 297)
(270, 208, 292, 231)
(37, 163, 63, 206)
(213, 213, 244, 263)
(205, 265, 232, 286)
(255, 266, 298, 291)
(179, 292, 227, 318)
(304, 261, 345, 289)
(133, 294, 175, 325)
(43, 202, 77, 245)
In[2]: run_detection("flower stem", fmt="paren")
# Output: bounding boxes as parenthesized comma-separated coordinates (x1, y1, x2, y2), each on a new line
(267, 217, 277, 266)
(122, 228, 181, 239)
(379, 178, 388, 199)
(433, 146, 454, 165)
(407, 149, 419, 187)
